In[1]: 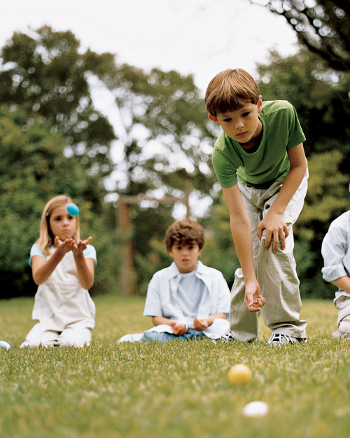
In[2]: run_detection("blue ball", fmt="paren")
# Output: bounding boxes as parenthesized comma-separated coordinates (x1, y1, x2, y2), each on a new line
(67, 203, 80, 216)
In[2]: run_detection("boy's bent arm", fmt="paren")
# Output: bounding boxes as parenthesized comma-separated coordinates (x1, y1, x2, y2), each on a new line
(331, 276, 350, 294)
(257, 143, 307, 252)
(152, 316, 176, 327)
(222, 185, 264, 312)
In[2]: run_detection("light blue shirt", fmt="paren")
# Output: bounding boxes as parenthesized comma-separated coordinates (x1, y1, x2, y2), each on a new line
(321, 211, 350, 300)
(175, 269, 207, 321)
(29, 244, 97, 266)
(143, 260, 230, 328)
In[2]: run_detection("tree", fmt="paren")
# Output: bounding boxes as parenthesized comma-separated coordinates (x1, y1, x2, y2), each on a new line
(107, 64, 217, 197)
(0, 105, 119, 297)
(105, 64, 219, 287)
(0, 26, 116, 207)
(256, 49, 350, 168)
(0, 27, 221, 296)
(250, 0, 350, 71)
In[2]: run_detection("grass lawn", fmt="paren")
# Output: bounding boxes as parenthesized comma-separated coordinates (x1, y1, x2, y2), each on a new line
(0, 295, 349, 438)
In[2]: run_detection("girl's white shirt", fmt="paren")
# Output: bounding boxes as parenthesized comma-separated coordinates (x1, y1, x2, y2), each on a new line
(29, 244, 96, 330)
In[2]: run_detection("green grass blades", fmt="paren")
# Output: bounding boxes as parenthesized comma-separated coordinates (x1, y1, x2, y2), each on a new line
(1, 297, 349, 438)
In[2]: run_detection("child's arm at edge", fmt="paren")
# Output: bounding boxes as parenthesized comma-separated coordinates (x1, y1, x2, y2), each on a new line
(222, 184, 265, 312)
(330, 276, 350, 294)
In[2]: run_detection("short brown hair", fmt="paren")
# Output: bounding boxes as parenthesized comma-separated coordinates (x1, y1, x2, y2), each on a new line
(165, 219, 204, 252)
(205, 68, 260, 117)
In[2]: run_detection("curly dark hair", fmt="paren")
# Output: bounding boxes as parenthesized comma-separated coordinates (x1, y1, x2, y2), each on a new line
(165, 219, 204, 252)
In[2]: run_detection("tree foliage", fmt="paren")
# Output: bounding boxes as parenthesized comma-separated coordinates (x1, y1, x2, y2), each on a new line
(250, 0, 350, 71)
(256, 49, 350, 169)
(0, 26, 115, 194)
(2, 25, 349, 299)
(0, 27, 218, 297)
(108, 63, 216, 197)
(0, 105, 117, 296)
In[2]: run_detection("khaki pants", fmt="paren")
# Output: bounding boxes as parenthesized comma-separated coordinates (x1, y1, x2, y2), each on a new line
(229, 171, 308, 341)
(333, 296, 350, 339)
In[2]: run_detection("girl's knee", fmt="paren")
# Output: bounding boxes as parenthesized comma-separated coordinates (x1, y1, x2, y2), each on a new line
(58, 328, 91, 347)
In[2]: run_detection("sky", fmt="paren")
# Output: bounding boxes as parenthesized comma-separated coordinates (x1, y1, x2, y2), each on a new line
(1, 0, 299, 92)
(1, 0, 300, 213)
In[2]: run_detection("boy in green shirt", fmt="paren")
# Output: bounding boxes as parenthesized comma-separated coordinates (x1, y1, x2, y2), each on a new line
(206, 68, 308, 345)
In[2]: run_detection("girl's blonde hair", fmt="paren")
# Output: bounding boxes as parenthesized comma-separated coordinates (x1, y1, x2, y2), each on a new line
(37, 195, 80, 255)
(205, 68, 260, 117)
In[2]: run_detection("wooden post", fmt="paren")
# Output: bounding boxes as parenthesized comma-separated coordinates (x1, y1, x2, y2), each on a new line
(118, 199, 134, 296)
(118, 187, 192, 295)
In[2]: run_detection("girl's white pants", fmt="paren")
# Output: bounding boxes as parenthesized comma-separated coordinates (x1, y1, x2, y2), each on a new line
(20, 318, 92, 348)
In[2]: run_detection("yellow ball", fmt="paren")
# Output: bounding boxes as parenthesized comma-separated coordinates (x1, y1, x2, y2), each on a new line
(228, 364, 252, 385)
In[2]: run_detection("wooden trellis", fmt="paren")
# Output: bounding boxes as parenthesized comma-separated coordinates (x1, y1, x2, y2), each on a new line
(118, 192, 191, 296)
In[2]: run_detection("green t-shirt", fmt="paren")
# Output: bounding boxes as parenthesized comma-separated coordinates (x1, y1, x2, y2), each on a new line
(212, 100, 306, 189)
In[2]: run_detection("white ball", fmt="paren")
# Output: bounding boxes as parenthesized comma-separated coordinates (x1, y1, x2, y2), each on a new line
(0, 341, 11, 350)
(242, 401, 268, 417)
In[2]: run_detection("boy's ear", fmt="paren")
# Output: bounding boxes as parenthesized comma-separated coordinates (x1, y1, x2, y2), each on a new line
(208, 114, 220, 125)
(257, 95, 263, 113)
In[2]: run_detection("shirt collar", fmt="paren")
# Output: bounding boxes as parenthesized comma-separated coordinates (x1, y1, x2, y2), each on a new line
(168, 260, 207, 279)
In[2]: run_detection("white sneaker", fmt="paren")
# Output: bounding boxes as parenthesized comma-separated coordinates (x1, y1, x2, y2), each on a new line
(0, 341, 11, 350)
(268, 334, 306, 346)
(220, 331, 236, 343)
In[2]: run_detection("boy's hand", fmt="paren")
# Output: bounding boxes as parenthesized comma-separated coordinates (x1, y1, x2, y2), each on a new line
(193, 317, 209, 332)
(257, 212, 289, 252)
(73, 237, 93, 256)
(244, 281, 265, 312)
(173, 322, 187, 336)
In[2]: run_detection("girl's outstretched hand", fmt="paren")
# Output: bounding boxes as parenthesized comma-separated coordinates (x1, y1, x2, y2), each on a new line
(54, 237, 76, 255)
(73, 236, 93, 256)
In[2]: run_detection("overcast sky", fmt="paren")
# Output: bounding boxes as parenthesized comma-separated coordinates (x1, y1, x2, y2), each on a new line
(1, 0, 298, 92)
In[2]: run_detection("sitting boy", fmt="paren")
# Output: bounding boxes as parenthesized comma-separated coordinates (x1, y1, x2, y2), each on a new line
(322, 183, 350, 339)
(118, 219, 230, 343)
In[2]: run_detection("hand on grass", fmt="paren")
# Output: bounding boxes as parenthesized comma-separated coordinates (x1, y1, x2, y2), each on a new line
(244, 280, 265, 312)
